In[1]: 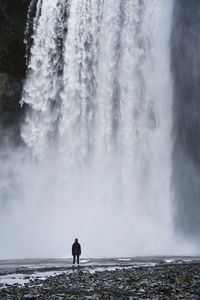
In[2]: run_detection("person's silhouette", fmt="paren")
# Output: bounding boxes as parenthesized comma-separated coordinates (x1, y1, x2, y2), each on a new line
(72, 238, 81, 267)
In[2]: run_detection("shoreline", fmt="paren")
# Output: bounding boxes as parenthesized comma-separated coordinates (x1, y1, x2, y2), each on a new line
(1, 262, 200, 299)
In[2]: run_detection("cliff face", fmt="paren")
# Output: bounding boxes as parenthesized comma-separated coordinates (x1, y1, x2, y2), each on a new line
(171, 0, 200, 239)
(0, 0, 30, 143)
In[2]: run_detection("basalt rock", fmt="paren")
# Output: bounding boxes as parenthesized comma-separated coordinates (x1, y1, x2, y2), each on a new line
(0, 0, 30, 143)
(1, 263, 200, 300)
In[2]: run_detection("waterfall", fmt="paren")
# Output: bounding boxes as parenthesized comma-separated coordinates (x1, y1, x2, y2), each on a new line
(18, 0, 176, 257)
(4, 0, 198, 258)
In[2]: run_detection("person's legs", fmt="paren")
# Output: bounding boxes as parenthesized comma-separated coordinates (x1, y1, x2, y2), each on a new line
(73, 255, 75, 265)
(77, 255, 79, 265)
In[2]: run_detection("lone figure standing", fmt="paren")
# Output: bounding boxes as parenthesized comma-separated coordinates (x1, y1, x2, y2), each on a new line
(72, 238, 81, 267)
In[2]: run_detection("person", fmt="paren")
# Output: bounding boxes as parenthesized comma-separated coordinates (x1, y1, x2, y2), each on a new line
(72, 238, 81, 267)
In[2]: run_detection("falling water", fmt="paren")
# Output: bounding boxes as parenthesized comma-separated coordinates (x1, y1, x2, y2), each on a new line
(2, 0, 196, 258)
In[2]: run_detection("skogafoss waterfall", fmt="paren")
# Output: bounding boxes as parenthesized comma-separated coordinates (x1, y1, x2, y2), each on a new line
(0, 0, 198, 258)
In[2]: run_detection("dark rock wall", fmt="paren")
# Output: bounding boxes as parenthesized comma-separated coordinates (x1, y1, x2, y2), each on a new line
(171, 0, 200, 240)
(0, 0, 30, 143)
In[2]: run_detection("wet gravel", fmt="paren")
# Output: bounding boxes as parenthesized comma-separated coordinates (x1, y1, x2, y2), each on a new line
(1, 263, 200, 299)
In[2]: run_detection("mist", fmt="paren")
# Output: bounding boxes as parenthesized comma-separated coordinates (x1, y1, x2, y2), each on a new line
(0, 0, 199, 259)
(171, 0, 200, 243)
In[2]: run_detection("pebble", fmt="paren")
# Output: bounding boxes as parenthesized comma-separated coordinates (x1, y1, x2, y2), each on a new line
(1, 263, 200, 299)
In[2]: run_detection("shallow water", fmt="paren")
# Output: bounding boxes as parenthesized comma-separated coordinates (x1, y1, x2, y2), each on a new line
(0, 256, 200, 286)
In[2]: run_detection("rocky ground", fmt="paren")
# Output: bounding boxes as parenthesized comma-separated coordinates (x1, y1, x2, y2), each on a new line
(0, 263, 200, 299)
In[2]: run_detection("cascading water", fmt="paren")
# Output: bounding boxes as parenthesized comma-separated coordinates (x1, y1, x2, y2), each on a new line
(0, 0, 196, 258)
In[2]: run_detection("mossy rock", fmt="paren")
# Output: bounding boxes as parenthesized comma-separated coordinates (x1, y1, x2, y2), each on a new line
(0, 72, 24, 144)
(0, 0, 30, 79)
(0, 22, 26, 78)
(0, 0, 30, 142)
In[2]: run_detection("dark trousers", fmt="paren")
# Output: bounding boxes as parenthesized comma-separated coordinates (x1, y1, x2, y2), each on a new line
(73, 254, 79, 264)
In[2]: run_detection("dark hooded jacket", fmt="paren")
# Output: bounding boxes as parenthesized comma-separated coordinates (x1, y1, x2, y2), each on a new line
(72, 242, 81, 255)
